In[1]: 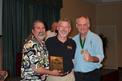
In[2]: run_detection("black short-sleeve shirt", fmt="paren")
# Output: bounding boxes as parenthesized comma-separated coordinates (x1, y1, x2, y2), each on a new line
(45, 36, 76, 72)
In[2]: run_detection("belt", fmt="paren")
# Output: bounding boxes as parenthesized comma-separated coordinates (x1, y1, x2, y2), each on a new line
(59, 70, 72, 77)
(75, 69, 100, 75)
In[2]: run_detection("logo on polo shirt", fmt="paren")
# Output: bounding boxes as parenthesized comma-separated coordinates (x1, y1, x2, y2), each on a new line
(67, 45, 72, 50)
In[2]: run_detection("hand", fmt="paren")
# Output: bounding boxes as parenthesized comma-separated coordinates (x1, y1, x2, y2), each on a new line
(83, 50, 92, 62)
(49, 70, 61, 76)
(83, 50, 99, 62)
(32, 67, 46, 74)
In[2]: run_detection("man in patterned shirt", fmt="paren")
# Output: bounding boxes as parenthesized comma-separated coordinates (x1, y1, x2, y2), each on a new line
(21, 20, 60, 81)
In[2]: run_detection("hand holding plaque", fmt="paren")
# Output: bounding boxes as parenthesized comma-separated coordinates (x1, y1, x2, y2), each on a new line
(49, 56, 63, 73)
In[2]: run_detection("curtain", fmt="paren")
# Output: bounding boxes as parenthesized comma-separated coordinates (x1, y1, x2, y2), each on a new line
(2, 0, 62, 76)
(31, 5, 61, 29)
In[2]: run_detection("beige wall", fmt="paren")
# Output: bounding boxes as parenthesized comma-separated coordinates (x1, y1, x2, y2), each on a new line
(61, 0, 122, 69)
(61, 0, 96, 36)
(96, 2, 122, 68)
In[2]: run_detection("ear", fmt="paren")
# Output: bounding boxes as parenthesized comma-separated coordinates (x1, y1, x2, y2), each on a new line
(69, 27, 71, 32)
(56, 26, 59, 30)
(32, 29, 34, 34)
(88, 23, 90, 28)
(32, 29, 36, 35)
(76, 23, 78, 29)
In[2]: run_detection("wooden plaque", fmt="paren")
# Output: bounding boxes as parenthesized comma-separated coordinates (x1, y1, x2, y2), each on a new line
(49, 56, 63, 72)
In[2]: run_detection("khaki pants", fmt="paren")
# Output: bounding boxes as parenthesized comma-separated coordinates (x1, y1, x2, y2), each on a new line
(46, 71, 75, 81)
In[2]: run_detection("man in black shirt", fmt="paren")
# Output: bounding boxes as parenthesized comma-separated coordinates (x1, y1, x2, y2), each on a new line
(45, 19, 76, 81)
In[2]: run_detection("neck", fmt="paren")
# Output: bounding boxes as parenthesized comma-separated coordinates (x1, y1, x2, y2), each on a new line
(80, 33, 87, 39)
(57, 35, 67, 43)
(80, 30, 89, 39)
(33, 34, 43, 43)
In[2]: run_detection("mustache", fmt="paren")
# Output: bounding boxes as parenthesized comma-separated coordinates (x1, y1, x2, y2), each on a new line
(38, 32, 45, 36)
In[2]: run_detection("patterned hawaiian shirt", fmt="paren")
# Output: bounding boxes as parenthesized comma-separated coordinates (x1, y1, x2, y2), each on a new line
(21, 35, 49, 81)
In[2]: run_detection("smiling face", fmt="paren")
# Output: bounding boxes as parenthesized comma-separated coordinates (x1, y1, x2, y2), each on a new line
(57, 20, 71, 38)
(76, 16, 90, 36)
(32, 20, 46, 40)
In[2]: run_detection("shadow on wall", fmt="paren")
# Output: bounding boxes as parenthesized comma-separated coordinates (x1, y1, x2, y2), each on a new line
(99, 33, 108, 54)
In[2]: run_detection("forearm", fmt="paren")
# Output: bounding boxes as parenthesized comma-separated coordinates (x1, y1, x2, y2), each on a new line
(33, 67, 48, 74)
(33, 67, 59, 76)
(90, 56, 99, 63)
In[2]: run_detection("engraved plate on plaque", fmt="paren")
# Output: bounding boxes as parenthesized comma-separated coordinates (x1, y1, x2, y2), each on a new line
(49, 56, 63, 72)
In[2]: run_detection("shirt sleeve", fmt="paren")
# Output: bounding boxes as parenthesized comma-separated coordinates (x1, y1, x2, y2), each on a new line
(94, 36, 104, 63)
